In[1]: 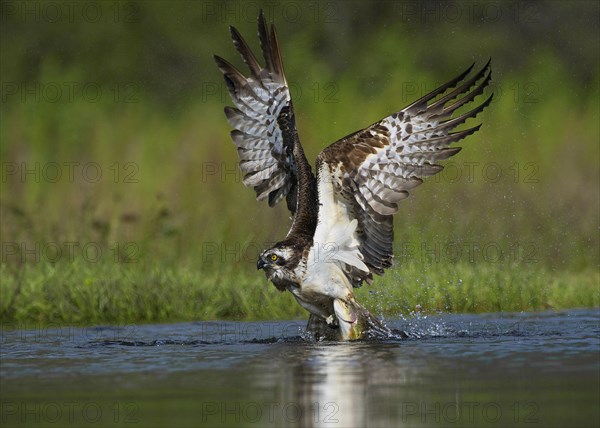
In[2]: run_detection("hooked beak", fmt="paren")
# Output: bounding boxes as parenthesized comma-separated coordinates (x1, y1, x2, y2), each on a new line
(257, 257, 266, 270)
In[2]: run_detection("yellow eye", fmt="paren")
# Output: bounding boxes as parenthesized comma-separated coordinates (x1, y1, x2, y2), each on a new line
(270, 254, 278, 261)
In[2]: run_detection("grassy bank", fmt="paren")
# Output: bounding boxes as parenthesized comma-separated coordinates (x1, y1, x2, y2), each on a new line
(1, 2, 598, 326)
(1, 259, 597, 326)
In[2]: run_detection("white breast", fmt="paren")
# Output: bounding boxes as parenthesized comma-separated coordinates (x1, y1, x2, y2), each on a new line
(300, 251, 354, 300)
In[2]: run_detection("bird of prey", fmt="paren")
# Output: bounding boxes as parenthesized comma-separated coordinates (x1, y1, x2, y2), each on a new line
(214, 11, 492, 340)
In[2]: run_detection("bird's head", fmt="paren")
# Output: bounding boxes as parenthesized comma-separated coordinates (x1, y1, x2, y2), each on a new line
(257, 241, 302, 289)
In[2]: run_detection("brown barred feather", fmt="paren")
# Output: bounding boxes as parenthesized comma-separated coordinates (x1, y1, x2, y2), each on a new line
(217, 10, 492, 289)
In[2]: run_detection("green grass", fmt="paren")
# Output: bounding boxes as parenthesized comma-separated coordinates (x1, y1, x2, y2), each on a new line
(1, 2, 598, 325)
(1, 259, 597, 326)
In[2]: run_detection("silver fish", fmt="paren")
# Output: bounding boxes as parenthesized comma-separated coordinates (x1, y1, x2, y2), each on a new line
(306, 298, 391, 341)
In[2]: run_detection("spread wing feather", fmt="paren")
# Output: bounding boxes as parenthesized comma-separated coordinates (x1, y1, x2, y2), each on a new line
(315, 61, 493, 285)
(214, 11, 298, 211)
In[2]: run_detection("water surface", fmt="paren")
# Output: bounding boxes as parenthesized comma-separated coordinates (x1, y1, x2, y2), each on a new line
(1, 309, 598, 427)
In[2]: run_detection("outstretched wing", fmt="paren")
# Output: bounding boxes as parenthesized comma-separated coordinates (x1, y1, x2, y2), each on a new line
(314, 61, 493, 286)
(214, 10, 299, 212)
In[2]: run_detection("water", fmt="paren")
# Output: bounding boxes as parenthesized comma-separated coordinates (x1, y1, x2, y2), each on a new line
(1, 309, 598, 427)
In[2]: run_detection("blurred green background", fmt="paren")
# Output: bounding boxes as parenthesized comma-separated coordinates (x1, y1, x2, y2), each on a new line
(1, 0, 598, 324)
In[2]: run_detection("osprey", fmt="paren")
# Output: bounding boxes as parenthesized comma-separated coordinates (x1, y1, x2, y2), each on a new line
(214, 11, 492, 340)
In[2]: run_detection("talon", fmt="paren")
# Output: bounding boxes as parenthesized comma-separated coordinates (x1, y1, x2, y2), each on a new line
(325, 315, 339, 328)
